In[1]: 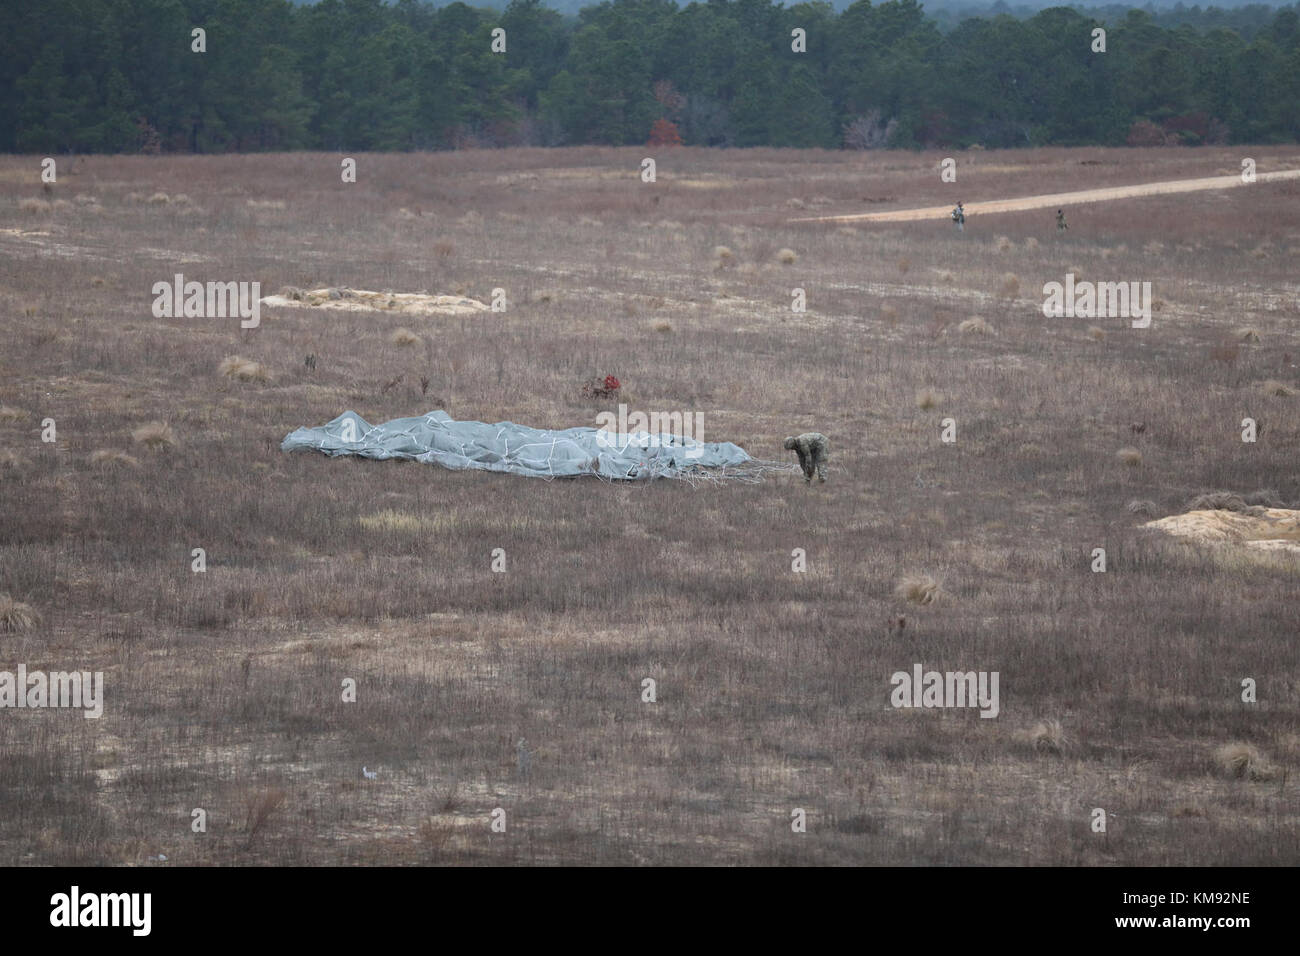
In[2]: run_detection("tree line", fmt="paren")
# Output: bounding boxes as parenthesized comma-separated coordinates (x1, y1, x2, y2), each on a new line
(3, 0, 1299, 153)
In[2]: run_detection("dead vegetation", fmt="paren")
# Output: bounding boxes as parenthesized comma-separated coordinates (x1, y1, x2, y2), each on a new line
(131, 421, 178, 451)
(1016, 719, 1067, 756)
(1185, 490, 1286, 515)
(1, 146, 1298, 866)
(218, 355, 269, 383)
(89, 449, 141, 469)
(390, 328, 423, 348)
(894, 574, 940, 606)
(1214, 743, 1278, 781)
(0, 594, 40, 632)
(957, 316, 993, 335)
(260, 287, 487, 315)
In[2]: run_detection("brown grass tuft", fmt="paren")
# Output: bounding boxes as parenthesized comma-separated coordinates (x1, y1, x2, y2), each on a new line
(1117, 446, 1143, 466)
(1087, 326, 1106, 341)
(998, 273, 1020, 299)
(0, 595, 41, 632)
(1214, 743, 1276, 781)
(131, 421, 178, 451)
(390, 328, 423, 347)
(1234, 327, 1261, 342)
(776, 247, 798, 264)
(1019, 719, 1067, 755)
(995, 236, 1012, 252)
(18, 198, 51, 215)
(895, 573, 940, 605)
(90, 449, 140, 469)
(915, 387, 941, 410)
(0, 406, 25, 422)
(147, 192, 170, 205)
(218, 356, 269, 383)
(1260, 379, 1293, 397)
(1185, 491, 1270, 515)
(958, 316, 993, 335)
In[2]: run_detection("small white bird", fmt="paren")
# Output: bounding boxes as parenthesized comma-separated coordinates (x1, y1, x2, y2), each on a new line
(362, 766, 377, 780)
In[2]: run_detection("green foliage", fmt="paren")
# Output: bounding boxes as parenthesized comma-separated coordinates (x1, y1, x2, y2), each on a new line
(3, 0, 1300, 152)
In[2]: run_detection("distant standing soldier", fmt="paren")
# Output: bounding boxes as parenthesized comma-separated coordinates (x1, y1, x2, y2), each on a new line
(1056, 208, 1068, 232)
(951, 201, 965, 233)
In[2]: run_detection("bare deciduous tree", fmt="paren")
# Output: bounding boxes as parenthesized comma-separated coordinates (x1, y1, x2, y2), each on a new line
(843, 109, 897, 150)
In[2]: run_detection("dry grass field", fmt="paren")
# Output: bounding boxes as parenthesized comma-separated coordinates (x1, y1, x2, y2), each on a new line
(1, 145, 1298, 865)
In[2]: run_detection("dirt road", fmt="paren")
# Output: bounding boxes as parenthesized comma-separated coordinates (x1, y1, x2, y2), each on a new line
(792, 168, 1300, 224)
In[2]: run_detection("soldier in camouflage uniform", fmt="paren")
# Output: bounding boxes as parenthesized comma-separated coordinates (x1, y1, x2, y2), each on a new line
(951, 201, 965, 233)
(784, 433, 829, 484)
(1056, 208, 1068, 232)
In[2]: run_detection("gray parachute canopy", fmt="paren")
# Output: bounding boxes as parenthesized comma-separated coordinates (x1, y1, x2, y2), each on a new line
(281, 410, 756, 480)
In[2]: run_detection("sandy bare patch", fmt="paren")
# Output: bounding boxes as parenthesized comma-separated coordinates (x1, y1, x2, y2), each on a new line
(796, 169, 1300, 224)
(669, 176, 740, 189)
(1144, 508, 1300, 554)
(260, 288, 489, 316)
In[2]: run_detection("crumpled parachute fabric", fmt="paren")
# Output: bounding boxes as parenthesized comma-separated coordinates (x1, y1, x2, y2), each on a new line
(281, 410, 752, 480)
